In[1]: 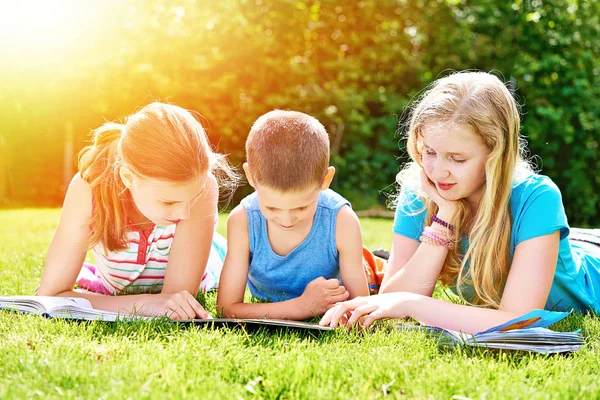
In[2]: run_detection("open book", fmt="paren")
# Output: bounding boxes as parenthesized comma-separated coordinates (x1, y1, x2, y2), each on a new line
(397, 309, 584, 354)
(0, 296, 331, 331)
(0, 296, 146, 321)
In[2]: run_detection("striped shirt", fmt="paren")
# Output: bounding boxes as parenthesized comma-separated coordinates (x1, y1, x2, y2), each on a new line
(91, 223, 176, 294)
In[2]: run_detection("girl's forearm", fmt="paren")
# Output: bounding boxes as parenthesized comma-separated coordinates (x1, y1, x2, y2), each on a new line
(406, 294, 521, 334)
(53, 289, 154, 314)
(381, 244, 448, 296)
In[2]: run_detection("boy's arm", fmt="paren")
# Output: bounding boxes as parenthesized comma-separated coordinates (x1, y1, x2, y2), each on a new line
(216, 206, 347, 320)
(336, 205, 369, 298)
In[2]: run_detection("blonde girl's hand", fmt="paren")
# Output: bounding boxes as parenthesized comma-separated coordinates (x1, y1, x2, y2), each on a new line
(141, 290, 212, 320)
(419, 169, 458, 217)
(319, 292, 418, 329)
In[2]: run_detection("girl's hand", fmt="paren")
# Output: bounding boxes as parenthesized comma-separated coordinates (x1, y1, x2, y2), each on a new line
(140, 290, 212, 320)
(420, 169, 457, 217)
(319, 292, 418, 329)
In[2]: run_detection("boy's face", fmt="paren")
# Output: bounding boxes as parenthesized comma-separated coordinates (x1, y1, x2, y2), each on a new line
(254, 184, 322, 231)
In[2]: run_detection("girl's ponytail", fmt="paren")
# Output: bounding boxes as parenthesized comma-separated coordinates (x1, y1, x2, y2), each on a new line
(78, 122, 128, 252)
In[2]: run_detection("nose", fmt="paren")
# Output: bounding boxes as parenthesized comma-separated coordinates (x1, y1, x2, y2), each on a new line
(431, 158, 450, 180)
(173, 202, 192, 221)
(279, 211, 294, 226)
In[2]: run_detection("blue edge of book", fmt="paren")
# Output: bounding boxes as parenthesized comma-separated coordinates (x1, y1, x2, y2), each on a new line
(396, 309, 585, 354)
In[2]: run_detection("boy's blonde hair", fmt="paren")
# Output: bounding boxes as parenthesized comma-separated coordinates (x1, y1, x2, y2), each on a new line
(246, 110, 330, 192)
(78, 102, 238, 252)
(397, 71, 532, 308)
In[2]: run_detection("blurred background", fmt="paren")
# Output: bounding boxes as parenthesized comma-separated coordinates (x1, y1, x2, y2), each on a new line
(0, 0, 598, 225)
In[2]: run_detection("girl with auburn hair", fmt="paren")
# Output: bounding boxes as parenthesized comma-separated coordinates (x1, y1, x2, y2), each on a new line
(321, 71, 600, 333)
(38, 102, 238, 319)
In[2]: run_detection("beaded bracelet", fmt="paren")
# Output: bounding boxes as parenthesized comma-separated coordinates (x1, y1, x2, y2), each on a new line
(431, 214, 455, 231)
(426, 226, 454, 243)
(419, 234, 444, 247)
(420, 226, 455, 248)
(420, 232, 454, 248)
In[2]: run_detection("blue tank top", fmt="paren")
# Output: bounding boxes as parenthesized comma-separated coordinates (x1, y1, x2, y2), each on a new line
(242, 188, 350, 302)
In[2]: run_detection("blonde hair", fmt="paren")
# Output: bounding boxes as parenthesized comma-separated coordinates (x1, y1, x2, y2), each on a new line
(246, 110, 330, 191)
(78, 102, 238, 252)
(397, 71, 532, 308)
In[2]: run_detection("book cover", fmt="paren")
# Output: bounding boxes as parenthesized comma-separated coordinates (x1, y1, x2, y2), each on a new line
(396, 309, 585, 354)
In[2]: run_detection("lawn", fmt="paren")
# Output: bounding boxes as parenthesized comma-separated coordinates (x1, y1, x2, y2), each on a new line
(0, 209, 599, 399)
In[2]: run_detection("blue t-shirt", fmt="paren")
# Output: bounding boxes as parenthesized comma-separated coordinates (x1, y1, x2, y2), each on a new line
(393, 173, 600, 313)
(242, 188, 349, 302)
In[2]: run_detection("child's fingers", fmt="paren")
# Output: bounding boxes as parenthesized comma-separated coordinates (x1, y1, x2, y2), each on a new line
(346, 304, 378, 327)
(330, 290, 349, 304)
(325, 299, 359, 328)
(321, 303, 346, 327)
(319, 307, 335, 326)
(168, 307, 187, 321)
(328, 285, 346, 296)
(193, 304, 212, 319)
(322, 278, 341, 289)
(178, 302, 197, 320)
(184, 292, 211, 319)
(362, 310, 385, 328)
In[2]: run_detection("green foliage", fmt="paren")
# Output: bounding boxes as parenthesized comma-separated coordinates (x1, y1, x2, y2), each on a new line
(0, 0, 598, 224)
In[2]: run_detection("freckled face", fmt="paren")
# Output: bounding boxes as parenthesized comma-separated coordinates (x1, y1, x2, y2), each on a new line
(420, 122, 490, 205)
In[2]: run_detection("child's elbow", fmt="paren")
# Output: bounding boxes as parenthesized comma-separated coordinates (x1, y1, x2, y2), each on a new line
(36, 284, 61, 297)
(216, 298, 235, 318)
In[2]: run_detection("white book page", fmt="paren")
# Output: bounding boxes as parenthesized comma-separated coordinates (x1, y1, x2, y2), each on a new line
(0, 296, 93, 314)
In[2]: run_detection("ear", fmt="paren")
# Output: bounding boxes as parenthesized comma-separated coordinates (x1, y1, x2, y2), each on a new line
(119, 167, 134, 190)
(243, 162, 256, 188)
(320, 166, 336, 190)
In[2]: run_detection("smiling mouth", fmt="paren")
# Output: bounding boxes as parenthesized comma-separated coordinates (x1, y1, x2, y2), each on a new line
(437, 182, 456, 191)
(166, 219, 181, 224)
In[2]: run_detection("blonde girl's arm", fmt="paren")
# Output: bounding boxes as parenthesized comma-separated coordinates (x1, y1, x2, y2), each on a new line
(217, 206, 348, 320)
(379, 230, 447, 296)
(380, 173, 458, 296)
(335, 205, 369, 298)
(322, 231, 560, 334)
(37, 174, 208, 319)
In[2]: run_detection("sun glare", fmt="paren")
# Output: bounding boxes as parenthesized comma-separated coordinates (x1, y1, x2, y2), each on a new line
(0, 0, 104, 65)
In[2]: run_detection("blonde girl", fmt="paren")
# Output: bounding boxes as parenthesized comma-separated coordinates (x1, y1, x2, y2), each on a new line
(321, 71, 600, 333)
(38, 102, 237, 320)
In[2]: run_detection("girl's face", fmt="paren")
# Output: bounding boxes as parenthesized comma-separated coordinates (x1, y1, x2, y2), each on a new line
(127, 173, 208, 226)
(420, 122, 490, 209)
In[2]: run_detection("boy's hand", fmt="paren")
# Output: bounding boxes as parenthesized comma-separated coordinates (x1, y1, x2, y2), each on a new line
(298, 277, 349, 316)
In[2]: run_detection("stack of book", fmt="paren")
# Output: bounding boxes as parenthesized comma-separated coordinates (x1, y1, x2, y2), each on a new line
(397, 309, 584, 354)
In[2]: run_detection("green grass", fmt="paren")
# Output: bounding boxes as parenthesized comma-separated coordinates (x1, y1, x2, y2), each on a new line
(1, 209, 599, 399)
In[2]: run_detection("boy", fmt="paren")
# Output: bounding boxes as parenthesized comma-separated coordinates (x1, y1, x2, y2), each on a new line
(217, 110, 369, 319)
